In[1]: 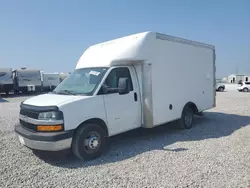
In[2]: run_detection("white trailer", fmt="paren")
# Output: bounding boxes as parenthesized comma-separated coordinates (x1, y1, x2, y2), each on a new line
(59, 72, 69, 83)
(41, 72, 60, 91)
(15, 31, 216, 160)
(0, 68, 14, 95)
(13, 69, 42, 93)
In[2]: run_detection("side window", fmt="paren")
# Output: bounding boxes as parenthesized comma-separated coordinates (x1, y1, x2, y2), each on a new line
(99, 67, 133, 95)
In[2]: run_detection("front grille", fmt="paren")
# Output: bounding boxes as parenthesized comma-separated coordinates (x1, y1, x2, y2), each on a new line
(20, 109, 39, 119)
(20, 119, 37, 131)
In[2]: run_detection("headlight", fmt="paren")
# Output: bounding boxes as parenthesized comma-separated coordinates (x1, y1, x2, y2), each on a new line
(38, 111, 63, 120)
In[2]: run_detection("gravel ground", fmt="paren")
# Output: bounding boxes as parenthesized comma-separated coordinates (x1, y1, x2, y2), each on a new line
(0, 92, 250, 188)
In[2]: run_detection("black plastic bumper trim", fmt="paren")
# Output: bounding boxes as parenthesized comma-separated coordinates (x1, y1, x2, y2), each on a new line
(15, 123, 74, 142)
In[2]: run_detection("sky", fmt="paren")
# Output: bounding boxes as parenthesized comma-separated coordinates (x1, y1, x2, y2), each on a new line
(0, 0, 249, 78)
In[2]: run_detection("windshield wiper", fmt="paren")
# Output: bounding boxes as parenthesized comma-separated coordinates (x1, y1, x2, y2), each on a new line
(59, 90, 77, 95)
(51, 90, 77, 95)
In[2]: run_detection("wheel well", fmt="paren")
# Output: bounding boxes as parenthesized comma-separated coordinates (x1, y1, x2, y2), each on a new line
(184, 102, 199, 114)
(218, 86, 224, 91)
(76, 118, 109, 137)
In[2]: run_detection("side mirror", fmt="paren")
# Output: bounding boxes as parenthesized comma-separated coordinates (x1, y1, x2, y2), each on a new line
(118, 77, 129, 95)
(101, 85, 108, 94)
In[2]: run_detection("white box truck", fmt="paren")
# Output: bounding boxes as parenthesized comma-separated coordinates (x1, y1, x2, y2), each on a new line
(15, 32, 216, 160)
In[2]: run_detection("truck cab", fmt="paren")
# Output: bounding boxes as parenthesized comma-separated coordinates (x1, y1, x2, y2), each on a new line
(15, 65, 142, 160)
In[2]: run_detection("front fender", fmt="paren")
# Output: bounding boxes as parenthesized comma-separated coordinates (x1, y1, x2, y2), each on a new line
(59, 95, 108, 131)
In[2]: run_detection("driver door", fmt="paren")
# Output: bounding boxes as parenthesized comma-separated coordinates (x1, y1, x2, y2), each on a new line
(98, 67, 141, 136)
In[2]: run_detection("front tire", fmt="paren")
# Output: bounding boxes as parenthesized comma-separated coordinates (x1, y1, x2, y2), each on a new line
(72, 123, 107, 160)
(179, 106, 194, 129)
(218, 87, 224, 92)
(243, 88, 248, 92)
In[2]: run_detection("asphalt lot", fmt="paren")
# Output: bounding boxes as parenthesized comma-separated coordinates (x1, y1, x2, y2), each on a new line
(0, 91, 250, 188)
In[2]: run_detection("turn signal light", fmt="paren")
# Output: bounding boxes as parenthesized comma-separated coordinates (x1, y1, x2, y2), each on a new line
(37, 125, 63, 132)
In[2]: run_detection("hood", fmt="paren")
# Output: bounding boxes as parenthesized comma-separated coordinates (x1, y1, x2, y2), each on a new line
(23, 93, 90, 107)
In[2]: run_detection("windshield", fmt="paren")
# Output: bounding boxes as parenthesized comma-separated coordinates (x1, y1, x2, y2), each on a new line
(18, 71, 41, 80)
(0, 71, 12, 81)
(53, 67, 108, 95)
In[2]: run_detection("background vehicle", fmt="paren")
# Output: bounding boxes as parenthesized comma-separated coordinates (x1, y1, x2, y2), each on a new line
(0, 68, 14, 95)
(238, 81, 250, 92)
(59, 72, 69, 83)
(15, 31, 216, 160)
(13, 68, 42, 94)
(216, 82, 225, 92)
(41, 72, 60, 91)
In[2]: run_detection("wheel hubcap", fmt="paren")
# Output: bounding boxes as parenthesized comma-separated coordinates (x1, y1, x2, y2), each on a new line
(89, 137, 99, 149)
(84, 131, 100, 153)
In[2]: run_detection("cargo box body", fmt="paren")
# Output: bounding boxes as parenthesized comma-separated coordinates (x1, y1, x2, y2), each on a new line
(136, 33, 215, 128)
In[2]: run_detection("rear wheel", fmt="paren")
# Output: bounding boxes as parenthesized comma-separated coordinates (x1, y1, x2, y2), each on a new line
(72, 123, 107, 160)
(243, 88, 248, 92)
(179, 106, 194, 129)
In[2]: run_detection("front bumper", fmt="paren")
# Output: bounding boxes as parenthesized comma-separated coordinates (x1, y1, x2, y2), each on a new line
(15, 124, 74, 151)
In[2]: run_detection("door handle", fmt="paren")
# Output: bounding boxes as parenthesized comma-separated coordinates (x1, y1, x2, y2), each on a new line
(134, 92, 138, 102)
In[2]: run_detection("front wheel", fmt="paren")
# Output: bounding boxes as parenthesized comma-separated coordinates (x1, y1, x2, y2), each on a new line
(243, 88, 248, 92)
(72, 123, 107, 160)
(218, 87, 224, 92)
(179, 106, 194, 129)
